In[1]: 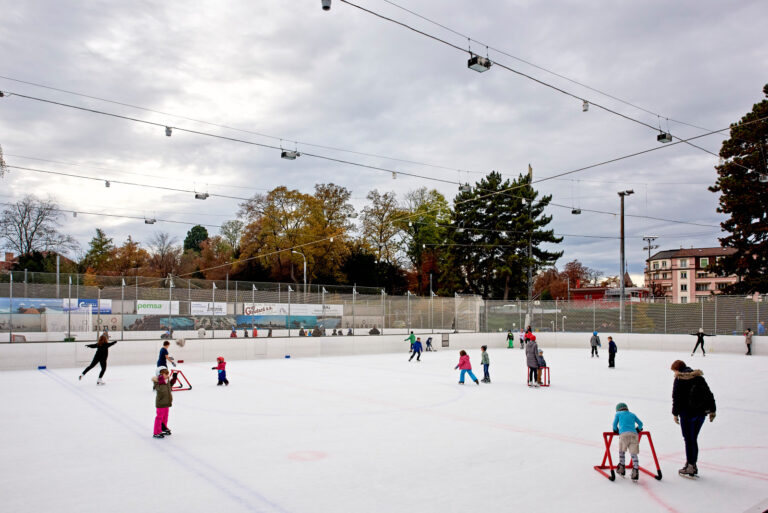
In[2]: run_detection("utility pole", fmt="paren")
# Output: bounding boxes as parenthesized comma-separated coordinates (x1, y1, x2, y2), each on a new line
(642, 235, 659, 300)
(526, 164, 534, 329)
(618, 190, 634, 331)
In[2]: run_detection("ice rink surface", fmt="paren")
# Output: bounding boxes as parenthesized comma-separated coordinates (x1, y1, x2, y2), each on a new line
(2, 346, 767, 513)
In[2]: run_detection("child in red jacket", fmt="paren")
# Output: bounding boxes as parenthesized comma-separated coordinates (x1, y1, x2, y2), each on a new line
(454, 350, 480, 385)
(212, 356, 229, 386)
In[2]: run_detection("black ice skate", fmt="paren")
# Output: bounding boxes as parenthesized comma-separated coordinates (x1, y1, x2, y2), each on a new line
(153, 434, 165, 439)
(631, 468, 639, 481)
(616, 463, 626, 476)
(162, 424, 171, 436)
(474, 379, 480, 385)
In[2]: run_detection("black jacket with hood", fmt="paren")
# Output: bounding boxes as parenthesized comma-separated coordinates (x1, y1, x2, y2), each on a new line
(672, 367, 716, 417)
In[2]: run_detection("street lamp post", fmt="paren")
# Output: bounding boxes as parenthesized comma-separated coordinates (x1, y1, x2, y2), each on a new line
(251, 285, 256, 335)
(168, 274, 174, 337)
(618, 190, 634, 331)
(121, 278, 125, 341)
(407, 291, 413, 332)
(352, 285, 357, 336)
(292, 251, 307, 301)
(211, 283, 217, 339)
(643, 235, 659, 301)
(287, 285, 293, 337)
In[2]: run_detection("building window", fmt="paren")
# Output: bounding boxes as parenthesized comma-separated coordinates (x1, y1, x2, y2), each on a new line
(717, 283, 728, 290)
(662, 273, 669, 279)
(697, 272, 707, 278)
(679, 259, 688, 268)
(662, 261, 667, 268)
(681, 297, 688, 304)
(681, 284, 688, 291)
(695, 283, 709, 291)
(652, 262, 658, 270)
(700, 257, 709, 268)
(653, 273, 660, 280)
(697, 296, 709, 303)
(680, 271, 687, 279)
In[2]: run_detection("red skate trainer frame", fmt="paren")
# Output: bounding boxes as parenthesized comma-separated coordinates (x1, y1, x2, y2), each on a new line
(594, 431, 662, 481)
(171, 370, 192, 391)
(525, 366, 550, 387)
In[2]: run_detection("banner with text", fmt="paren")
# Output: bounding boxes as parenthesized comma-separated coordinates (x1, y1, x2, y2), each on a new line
(136, 300, 179, 315)
(243, 303, 343, 316)
(190, 302, 227, 316)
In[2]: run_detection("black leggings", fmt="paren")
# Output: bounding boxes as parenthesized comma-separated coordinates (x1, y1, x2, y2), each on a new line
(591, 346, 599, 356)
(83, 356, 107, 378)
(692, 341, 705, 355)
(528, 367, 538, 382)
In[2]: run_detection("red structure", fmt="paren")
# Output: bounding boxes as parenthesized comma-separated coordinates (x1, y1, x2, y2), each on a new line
(525, 366, 550, 387)
(171, 370, 192, 391)
(594, 431, 662, 481)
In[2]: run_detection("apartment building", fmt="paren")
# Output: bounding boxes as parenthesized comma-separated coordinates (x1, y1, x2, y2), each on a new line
(645, 247, 738, 303)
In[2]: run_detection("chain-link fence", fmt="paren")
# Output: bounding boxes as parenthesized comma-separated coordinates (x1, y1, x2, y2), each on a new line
(1, 271, 765, 340)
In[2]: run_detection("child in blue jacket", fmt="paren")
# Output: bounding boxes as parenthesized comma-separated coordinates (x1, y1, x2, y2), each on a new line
(409, 338, 423, 362)
(612, 402, 644, 481)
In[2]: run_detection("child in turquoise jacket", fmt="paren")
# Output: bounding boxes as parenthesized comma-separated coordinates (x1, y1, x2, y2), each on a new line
(612, 402, 644, 481)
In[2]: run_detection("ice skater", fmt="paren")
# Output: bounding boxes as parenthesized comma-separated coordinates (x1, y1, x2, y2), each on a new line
(151, 368, 177, 438)
(690, 328, 713, 356)
(506, 330, 514, 348)
(156, 340, 176, 375)
(425, 337, 433, 351)
(409, 337, 423, 362)
(612, 402, 644, 481)
(405, 331, 416, 352)
(536, 349, 546, 385)
(608, 336, 617, 368)
(454, 350, 479, 385)
(526, 334, 540, 387)
(744, 328, 753, 355)
(212, 356, 229, 385)
(590, 331, 601, 358)
(480, 345, 490, 383)
(79, 332, 117, 385)
(671, 360, 716, 477)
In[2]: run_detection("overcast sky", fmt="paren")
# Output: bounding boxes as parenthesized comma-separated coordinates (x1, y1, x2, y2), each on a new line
(1, 0, 766, 285)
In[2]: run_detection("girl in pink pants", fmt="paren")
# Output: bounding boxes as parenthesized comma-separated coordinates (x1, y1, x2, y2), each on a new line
(152, 369, 176, 438)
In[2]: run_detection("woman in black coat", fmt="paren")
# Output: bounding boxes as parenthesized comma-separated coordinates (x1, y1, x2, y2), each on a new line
(79, 333, 117, 385)
(670, 359, 716, 477)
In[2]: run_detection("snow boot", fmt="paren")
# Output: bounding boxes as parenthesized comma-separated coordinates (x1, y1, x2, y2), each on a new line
(616, 463, 625, 476)
(631, 468, 639, 481)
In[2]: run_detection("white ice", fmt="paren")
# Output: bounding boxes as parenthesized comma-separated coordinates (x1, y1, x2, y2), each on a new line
(2, 347, 767, 513)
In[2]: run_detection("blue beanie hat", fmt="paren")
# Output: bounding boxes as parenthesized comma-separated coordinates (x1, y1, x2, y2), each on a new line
(593, 331, 598, 336)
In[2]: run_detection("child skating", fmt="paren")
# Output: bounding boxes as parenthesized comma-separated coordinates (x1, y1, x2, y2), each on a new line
(151, 368, 177, 438)
(454, 350, 479, 385)
(612, 402, 644, 481)
(480, 345, 490, 383)
(212, 356, 229, 385)
(409, 338, 422, 362)
(536, 349, 546, 385)
(590, 331, 601, 358)
(690, 328, 713, 357)
(608, 336, 617, 368)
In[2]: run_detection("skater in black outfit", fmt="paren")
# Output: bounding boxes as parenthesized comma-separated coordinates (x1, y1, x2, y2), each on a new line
(670, 359, 716, 478)
(79, 333, 117, 385)
(690, 328, 713, 356)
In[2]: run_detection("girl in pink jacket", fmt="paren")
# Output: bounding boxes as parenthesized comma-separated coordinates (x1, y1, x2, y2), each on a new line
(454, 350, 480, 385)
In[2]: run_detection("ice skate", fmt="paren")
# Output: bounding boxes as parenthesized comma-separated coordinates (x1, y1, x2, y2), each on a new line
(631, 468, 639, 481)
(153, 434, 165, 439)
(78, 374, 83, 381)
(532, 382, 540, 388)
(217, 382, 223, 386)
(96, 378, 105, 385)
(458, 381, 465, 385)
(678, 463, 698, 478)
(474, 379, 480, 385)
(616, 463, 625, 476)
(162, 427, 172, 436)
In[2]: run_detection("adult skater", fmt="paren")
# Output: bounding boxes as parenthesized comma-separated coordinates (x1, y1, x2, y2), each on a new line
(79, 332, 117, 385)
(744, 328, 753, 355)
(590, 331, 601, 358)
(156, 340, 176, 375)
(670, 359, 716, 477)
(690, 328, 714, 357)
(525, 334, 540, 387)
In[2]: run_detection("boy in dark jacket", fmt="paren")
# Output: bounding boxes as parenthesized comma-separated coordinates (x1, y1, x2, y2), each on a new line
(409, 337, 423, 362)
(670, 360, 716, 477)
(152, 369, 178, 438)
(608, 336, 617, 368)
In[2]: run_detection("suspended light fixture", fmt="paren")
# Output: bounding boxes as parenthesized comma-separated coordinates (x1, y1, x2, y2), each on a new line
(105, 180, 110, 188)
(392, 171, 397, 179)
(194, 192, 209, 200)
(165, 126, 172, 137)
(467, 54, 492, 72)
(571, 208, 582, 215)
(582, 100, 589, 112)
(0, 91, 5, 98)
(321, 0, 331, 10)
(657, 132, 672, 143)
(72, 211, 78, 218)
(145, 218, 157, 225)
(281, 150, 300, 160)
(459, 184, 471, 192)
(348, 212, 359, 219)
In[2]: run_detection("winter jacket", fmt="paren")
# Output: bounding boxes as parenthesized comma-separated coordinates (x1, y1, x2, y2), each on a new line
(525, 340, 539, 368)
(672, 367, 716, 417)
(412, 341, 423, 352)
(405, 333, 416, 344)
(481, 351, 490, 365)
(608, 341, 617, 354)
(537, 355, 546, 367)
(213, 361, 226, 371)
(590, 335, 601, 347)
(85, 340, 117, 358)
(153, 374, 175, 408)
(613, 410, 643, 434)
(457, 354, 472, 370)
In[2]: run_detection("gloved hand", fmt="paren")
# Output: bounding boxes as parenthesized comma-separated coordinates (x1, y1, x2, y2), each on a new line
(636, 427, 642, 433)
(673, 415, 679, 424)
(709, 412, 716, 422)
(612, 428, 618, 434)
(211, 367, 216, 370)
(172, 362, 177, 367)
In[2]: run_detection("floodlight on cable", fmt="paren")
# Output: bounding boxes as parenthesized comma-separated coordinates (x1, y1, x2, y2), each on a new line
(459, 184, 471, 192)
(105, 180, 110, 188)
(281, 150, 300, 160)
(165, 126, 172, 137)
(582, 100, 589, 112)
(657, 132, 672, 143)
(467, 54, 492, 72)
(144, 218, 156, 225)
(195, 192, 209, 200)
(321, 0, 331, 10)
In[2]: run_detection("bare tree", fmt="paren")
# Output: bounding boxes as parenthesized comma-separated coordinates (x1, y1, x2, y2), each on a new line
(148, 232, 181, 278)
(0, 195, 78, 255)
(361, 190, 403, 264)
(219, 220, 244, 250)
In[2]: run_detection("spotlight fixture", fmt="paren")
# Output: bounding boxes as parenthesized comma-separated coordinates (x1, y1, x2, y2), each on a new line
(657, 132, 672, 143)
(459, 184, 471, 192)
(0, 91, 5, 98)
(281, 150, 300, 160)
(467, 54, 492, 72)
(144, 218, 157, 225)
(348, 212, 358, 219)
(571, 208, 582, 215)
(321, 0, 331, 10)
(194, 192, 209, 200)
(105, 180, 110, 188)
(165, 126, 172, 137)
(392, 171, 397, 179)
(582, 100, 589, 112)
(72, 211, 78, 218)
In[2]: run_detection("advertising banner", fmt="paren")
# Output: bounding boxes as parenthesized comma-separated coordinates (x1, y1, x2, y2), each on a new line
(190, 302, 227, 316)
(1, 297, 67, 313)
(62, 298, 112, 314)
(243, 303, 343, 316)
(135, 300, 179, 315)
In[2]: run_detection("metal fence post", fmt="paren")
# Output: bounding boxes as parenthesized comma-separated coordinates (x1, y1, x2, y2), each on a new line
(714, 295, 718, 334)
(9, 273, 13, 343)
(630, 301, 633, 333)
(664, 298, 667, 334)
(592, 300, 596, 332)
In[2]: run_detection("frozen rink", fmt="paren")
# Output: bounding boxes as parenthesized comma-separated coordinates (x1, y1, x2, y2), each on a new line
(2, 346, 767, 513)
